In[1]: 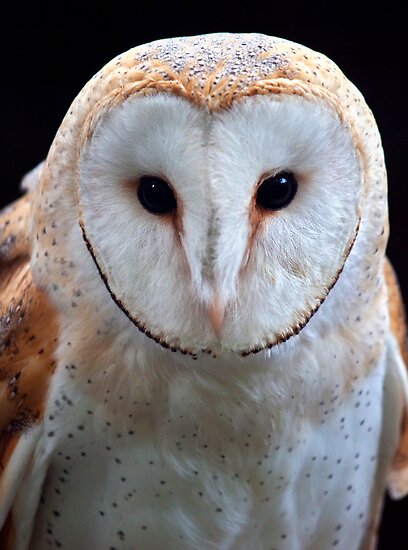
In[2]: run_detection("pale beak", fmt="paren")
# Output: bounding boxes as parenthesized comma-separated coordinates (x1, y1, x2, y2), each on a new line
(208, 297, 226, 336)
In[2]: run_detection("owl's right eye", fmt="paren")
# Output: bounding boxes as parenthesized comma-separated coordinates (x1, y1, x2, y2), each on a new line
(137, 176, 177, 215)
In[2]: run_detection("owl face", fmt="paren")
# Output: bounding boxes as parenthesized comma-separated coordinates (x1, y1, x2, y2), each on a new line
(77, 91, 361, 355)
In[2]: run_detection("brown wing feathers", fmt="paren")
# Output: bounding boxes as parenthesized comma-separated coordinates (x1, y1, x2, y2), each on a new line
(385, 258, 408, 365)
(0, 194, 58, 468)
(384, 258, 408, 497)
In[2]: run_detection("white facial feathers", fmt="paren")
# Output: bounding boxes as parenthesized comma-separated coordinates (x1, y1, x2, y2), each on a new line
(77, 92, 361, 354)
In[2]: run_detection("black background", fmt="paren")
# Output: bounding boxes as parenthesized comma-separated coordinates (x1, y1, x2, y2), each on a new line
(1, 2, 406, 547)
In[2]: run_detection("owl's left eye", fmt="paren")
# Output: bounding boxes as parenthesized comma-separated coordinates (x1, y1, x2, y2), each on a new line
(256, 171, 298, 211)
(137, 176, 177, 215)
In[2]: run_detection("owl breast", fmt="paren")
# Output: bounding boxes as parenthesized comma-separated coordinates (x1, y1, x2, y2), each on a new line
(27, 346, 387, 550)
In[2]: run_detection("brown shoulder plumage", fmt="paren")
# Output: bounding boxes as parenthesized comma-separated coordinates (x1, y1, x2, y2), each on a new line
(0, 193, 58, 468)
(385, 258, 408, 365)
(384, 258, 408, 498)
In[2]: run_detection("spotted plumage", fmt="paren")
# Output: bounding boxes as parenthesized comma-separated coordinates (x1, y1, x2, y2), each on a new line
(0, 33, 407, 549)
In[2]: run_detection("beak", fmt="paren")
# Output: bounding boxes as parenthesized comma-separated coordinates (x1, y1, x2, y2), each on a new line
(207, 296, 226, 336)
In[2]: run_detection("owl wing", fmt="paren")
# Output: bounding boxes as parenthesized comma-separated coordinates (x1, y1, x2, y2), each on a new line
(0, 175, 59, 547)
(351, 260, 408, 549)
(384, 258, 408, 499)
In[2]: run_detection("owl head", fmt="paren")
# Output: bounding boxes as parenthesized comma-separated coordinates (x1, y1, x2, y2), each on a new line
(31, 34, 387, 357)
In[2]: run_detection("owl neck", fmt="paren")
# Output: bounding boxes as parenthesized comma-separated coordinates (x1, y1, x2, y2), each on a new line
(54, 298, 387, 450)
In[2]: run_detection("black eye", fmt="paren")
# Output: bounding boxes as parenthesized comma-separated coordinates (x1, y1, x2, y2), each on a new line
(137, 176, 177, 215)
(256, 171, 298, 211)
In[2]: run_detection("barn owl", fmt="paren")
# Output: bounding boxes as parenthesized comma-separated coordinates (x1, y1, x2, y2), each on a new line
(0, 32, 407, 550)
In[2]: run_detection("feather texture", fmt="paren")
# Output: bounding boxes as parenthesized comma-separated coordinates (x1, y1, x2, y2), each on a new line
(0, 192, 58, 547)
